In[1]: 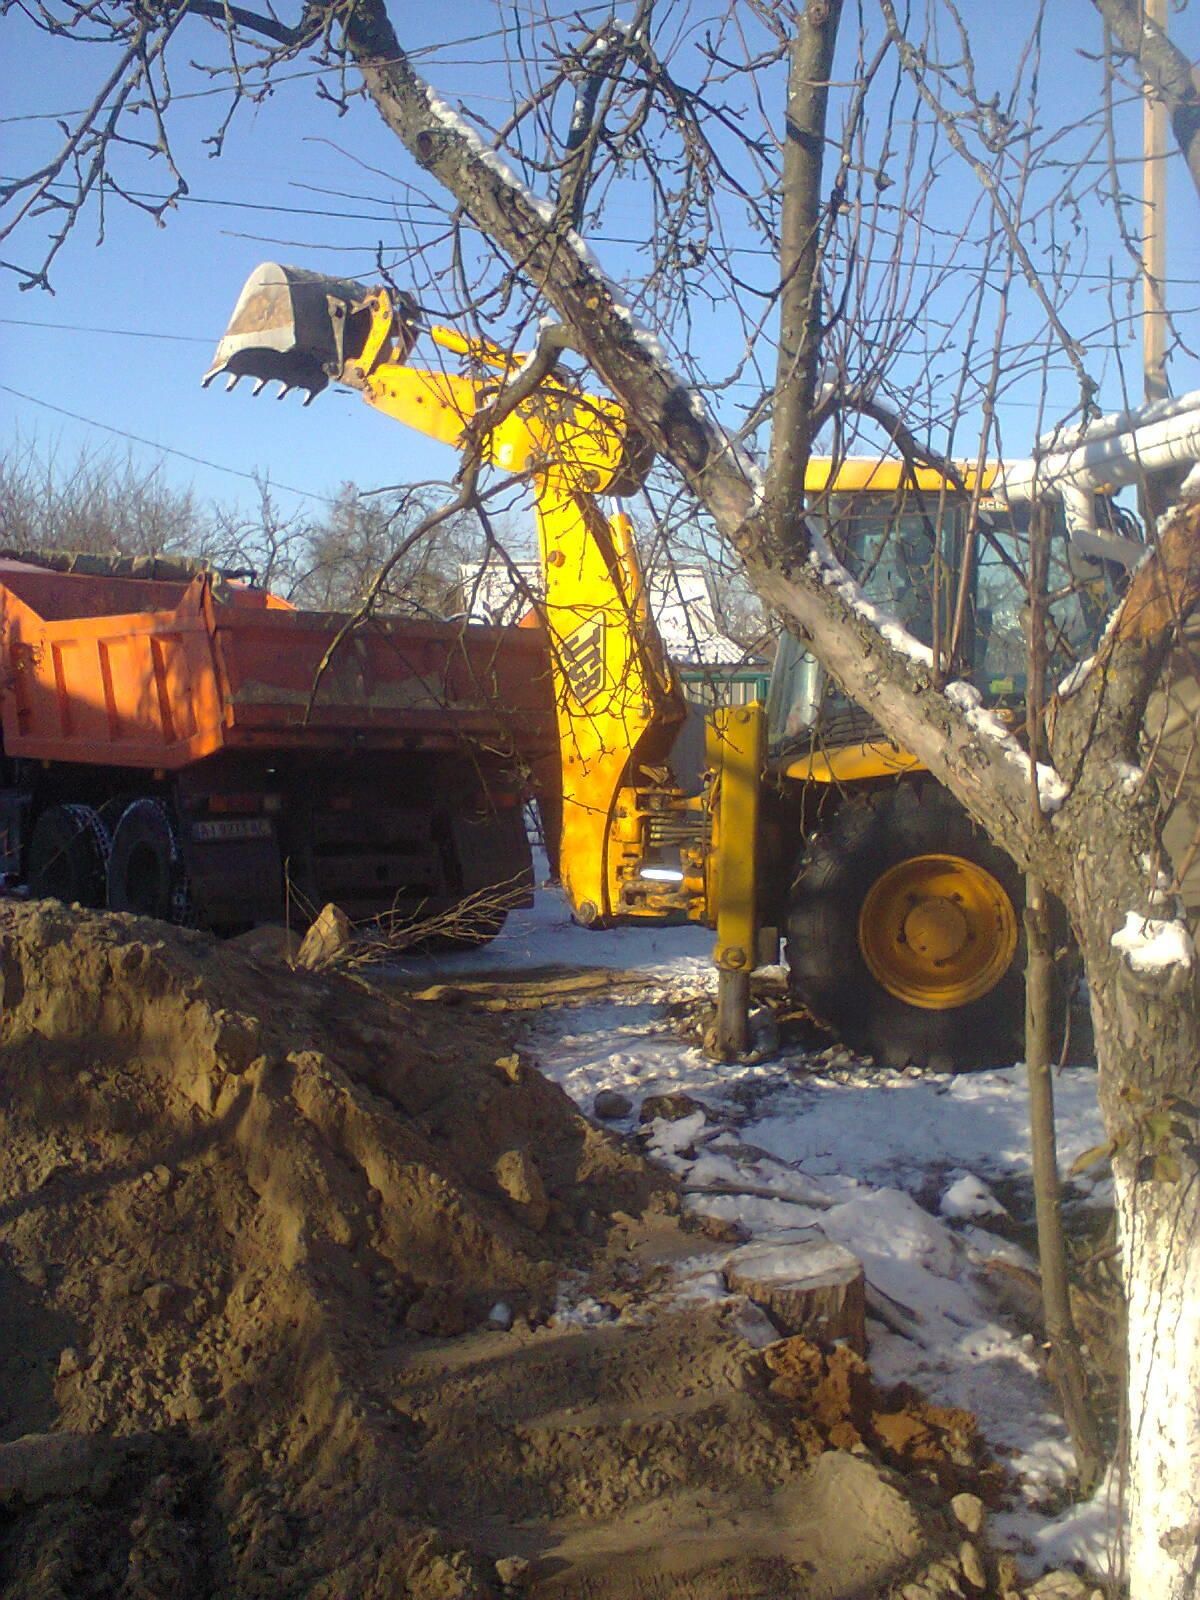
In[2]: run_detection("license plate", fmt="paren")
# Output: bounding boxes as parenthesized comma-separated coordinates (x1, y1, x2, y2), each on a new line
(191, 818, 273, 843)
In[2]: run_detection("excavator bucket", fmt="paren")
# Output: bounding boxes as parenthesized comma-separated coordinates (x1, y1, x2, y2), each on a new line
(202, 262, 379, 403)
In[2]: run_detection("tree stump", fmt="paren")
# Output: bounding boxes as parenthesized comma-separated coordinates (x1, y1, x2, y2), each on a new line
(724, 1239, 866, 1354)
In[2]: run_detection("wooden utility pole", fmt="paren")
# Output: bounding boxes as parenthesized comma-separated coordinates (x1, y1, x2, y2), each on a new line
(1143, 0, 1169, 407)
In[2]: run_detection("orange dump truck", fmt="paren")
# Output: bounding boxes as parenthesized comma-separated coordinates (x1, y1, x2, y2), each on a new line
(0, 554, 555, 933)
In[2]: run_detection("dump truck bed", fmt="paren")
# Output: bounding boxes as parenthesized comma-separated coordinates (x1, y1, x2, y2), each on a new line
(0, 563, 555, 768)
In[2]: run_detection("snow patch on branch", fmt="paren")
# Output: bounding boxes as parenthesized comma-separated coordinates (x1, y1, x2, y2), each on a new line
(421, 85, 763, 500)
(806, 543, 1069, 812)
(943, 681, 1069, 814)
(1057, 654, 1094, 697)
(425, 87, 605, 272)
(1111, 911, 1195, 973)
(808, 541, 935, 669)
(1115, 760, 1144, 798)
(609, 299, 673, 369)
(943, 680, 983, 711)
(1034, 767, 1072, 814)
(425, 88, 532, 201)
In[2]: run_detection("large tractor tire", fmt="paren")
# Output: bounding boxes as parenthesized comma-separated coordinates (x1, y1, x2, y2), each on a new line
(786, 781, 1028, 1070)
(27, 803, 110, 907)
(106, 798, 191, 924)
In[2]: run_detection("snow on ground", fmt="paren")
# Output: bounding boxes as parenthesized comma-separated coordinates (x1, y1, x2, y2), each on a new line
(392, 863, 711, 980)
(394, 879, 1120, 1582)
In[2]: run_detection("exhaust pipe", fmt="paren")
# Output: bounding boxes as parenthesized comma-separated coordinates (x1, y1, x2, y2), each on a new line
(999, 390, 1200, 562)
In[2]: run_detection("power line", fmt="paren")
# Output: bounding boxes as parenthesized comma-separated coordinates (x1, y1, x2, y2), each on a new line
(0, 322, 1133, 411)
(0, 179, 423, 227)
(7, 176, 1198, 287)
(0, 4, 619, 124)
(270, 219, 1200, 287)
(1, 316, 209, 344)
(0, 62, 335, 124)
(0, 382, 335, 505)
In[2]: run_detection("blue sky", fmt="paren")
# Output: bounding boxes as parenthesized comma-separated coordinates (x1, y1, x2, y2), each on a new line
(1, 0, 1197, 531)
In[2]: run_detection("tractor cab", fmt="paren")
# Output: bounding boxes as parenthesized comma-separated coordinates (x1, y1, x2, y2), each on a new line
(767, 463, 1139, 764)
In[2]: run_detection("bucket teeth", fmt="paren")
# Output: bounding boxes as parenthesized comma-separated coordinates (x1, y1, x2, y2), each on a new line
(205, 264, 388, 408)
(252, 378, 268, 397)
(225, 373, 240, 392)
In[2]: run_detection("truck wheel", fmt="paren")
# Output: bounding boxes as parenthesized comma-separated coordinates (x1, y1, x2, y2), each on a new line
(107, 799, 190, 924)
(786, 782, 1028, 1070)
(27, 804, 111, 907)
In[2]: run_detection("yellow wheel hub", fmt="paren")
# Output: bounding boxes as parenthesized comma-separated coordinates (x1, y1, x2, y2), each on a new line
(858, 853, 1018, 1010)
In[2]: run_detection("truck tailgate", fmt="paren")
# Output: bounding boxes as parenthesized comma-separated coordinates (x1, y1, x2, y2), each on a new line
(212, 605, 554, 751)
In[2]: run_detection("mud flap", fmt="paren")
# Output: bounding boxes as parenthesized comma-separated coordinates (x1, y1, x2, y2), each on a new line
(449, 805, 533, 904)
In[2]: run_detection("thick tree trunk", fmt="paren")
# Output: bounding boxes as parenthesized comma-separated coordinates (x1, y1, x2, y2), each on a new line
(1091, 0, 1200, 202)
(1111, 1161, 1200, 1599)
(1071, 865, 1200, 1596)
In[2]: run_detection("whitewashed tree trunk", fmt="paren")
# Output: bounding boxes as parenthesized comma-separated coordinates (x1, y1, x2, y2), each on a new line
(1061, 665, 1200, 1594)
(1114, 1165, 1200, 1599)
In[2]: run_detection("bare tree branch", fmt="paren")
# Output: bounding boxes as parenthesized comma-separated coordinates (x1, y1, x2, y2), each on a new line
(1092, 0, 1200, 198)
(765, 0, 844, 550)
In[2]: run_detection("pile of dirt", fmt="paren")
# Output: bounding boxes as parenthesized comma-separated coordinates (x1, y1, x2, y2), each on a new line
(0, 900, 989, 1597)
(762, 1337, 1009, 1501)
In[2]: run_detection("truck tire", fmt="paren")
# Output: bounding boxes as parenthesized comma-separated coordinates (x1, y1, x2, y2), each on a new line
(106, 798, 190, 924)
(27, 803, 110, 907)
(786, 782, 1029, 1070)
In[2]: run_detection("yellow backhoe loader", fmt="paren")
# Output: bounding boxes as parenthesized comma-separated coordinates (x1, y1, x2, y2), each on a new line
(205, 263, 1193, 1069)
(206, 265, 719, 931)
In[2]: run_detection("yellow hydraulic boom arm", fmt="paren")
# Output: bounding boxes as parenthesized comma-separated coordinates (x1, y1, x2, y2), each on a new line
(204, 263, 733, 928)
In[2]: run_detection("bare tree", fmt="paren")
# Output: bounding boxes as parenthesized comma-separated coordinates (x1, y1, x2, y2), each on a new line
(0, 440, 320, 585)
(0, 439, 206, 555)
(0, 444, 488, 613)
(198, 476, 314, 594)
(294, 482, 485, 613)
(3, 2, 1200, 1591)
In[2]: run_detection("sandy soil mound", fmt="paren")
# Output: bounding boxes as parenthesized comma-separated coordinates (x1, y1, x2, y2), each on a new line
(762, 1338, 1009, 1502)
(0, 901, 974, 1598)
